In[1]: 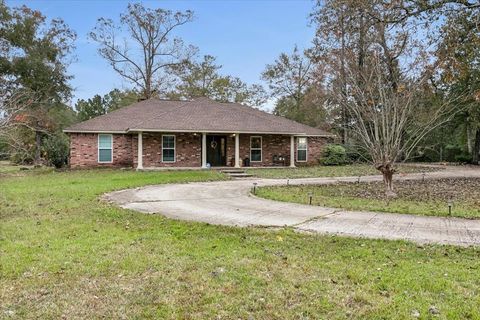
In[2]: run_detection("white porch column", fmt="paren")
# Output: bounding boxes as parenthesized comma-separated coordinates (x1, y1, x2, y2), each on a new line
(234, 133, 240, 168)
(137, 132, 143, 170)
(290, 135, 296, 168)
(202, 133, 207, 168)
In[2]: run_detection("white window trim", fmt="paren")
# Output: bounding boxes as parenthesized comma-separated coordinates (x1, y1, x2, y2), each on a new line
(98, 134, 113, 163)
(296, 137, 308, 162)
(162, 134, 176, 163)
(250, 136, 262, 162)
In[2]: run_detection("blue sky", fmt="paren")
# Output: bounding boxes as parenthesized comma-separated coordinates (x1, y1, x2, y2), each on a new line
(7, 0, 316, 108)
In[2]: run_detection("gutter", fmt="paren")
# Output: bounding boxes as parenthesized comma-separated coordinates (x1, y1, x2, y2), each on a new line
(63, 128, 335, 138)
(127, 128, 305, 135)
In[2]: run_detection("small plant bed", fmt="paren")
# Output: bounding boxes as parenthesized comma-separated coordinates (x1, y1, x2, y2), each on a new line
(246, 164, 442, 179)
(256, 177, 480, 219)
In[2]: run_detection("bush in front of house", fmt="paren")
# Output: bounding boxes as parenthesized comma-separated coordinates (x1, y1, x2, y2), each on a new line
(43, 132, 69, 168)
(320, 144, 348, 165)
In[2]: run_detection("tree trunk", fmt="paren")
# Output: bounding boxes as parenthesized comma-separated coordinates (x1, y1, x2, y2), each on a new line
(473, 128, 480, 165)
(340, 10, 348, 145)
(357, 10, 366, 75)
(34, 130, 42, 166)
(466, 123, 472, 154)
(383, 169, 394, 195)
(144, 78, 152, 99)
(376, 163, 396, 197)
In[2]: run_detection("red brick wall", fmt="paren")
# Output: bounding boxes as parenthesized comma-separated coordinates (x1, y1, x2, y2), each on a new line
(132, 132, 202, 168)
(69, 133, 133, 168)
(236, 134, 328, 167)
(303, 136, 330, 166)
(69, 132, 329, 168)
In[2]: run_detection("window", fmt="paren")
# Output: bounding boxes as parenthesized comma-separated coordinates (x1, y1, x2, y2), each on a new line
(162, 135, 175, 162)
(297, 137, 307, 162)
(98, 134, 113, 163)
(250, 136, 262, 162)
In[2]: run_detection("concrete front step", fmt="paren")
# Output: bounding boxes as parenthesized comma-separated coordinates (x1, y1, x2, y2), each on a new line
(220, 169, 245, 174)
(220, 169, 254, 178)
(229, 172, 253, 177)
(228, 174, 254, 179)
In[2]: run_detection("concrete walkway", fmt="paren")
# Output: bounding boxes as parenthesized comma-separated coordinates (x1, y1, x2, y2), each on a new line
(105, 166, 480, 247)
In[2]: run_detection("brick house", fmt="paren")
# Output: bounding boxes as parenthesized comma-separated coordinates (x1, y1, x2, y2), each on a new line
(64, 97, 334, 169)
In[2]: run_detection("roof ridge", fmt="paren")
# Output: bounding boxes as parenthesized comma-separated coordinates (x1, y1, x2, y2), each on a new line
(236, 102, 328, 131)
(127, 100, 191, 131)
(230, 103, 333, 136)
(232, 103, 305, 130)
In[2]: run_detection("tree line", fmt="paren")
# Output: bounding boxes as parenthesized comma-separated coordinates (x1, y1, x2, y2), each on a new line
(1, 1, 479, 184)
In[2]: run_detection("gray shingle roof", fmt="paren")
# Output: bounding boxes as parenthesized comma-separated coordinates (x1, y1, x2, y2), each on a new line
(65, 97, 334, 136)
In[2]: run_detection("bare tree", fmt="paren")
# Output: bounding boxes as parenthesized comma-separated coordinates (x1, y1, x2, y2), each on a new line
(89, 3, 197, 99)
(262, 46, 314, 110)
(368, 0, 480, 24)
(0, 89, 33, 132)
(0, 88, 39, 159)
(338, 52, 460, 196)
(311, 0, 376, 143)
(310, 0, 467, 194)
(167, 55, 267, 106)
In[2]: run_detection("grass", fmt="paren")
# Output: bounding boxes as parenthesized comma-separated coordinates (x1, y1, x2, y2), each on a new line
(1, 164, 480, 319)
(246, 163, 441, 179)
(256, 178, 480, 219)
(0, 160, 34, 174)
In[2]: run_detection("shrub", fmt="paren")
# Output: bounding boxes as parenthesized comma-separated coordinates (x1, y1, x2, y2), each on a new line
(6, 127, 36, 164)
(413, 147, 441, 163)
(43, 132, 69, 168)
(320, 144, 348, 166)
(10, 149, 35, 164)
(444, 144, 463, 162)
(455, 152, 472, 164)
(0, 136, 9, 160)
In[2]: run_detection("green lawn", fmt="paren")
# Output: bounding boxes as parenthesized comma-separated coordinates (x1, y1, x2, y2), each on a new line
(0, 160, 35, 174)
(1, 166, 480, 319)
(246, 163, 442, 179)
(256, 178, 480, 219)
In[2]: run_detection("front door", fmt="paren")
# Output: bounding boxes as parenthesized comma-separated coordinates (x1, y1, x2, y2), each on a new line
(206, 135, 227, 166)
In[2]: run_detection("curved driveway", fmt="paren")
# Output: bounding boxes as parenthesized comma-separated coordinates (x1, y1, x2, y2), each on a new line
(105, 166, 480, 246)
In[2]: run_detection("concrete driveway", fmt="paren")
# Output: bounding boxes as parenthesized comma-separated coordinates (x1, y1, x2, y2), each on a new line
(105, 166, 480, 246)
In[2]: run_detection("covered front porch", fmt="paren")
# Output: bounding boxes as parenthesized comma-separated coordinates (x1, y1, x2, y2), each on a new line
(134, 131, 298, 170)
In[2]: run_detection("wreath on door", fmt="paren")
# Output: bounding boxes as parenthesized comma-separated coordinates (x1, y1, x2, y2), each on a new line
(210, 139, 217, 149)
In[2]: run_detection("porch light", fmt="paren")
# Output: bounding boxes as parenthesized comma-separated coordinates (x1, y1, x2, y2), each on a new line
(253, 182, 258, 194)
(308, 192, 313, 205)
